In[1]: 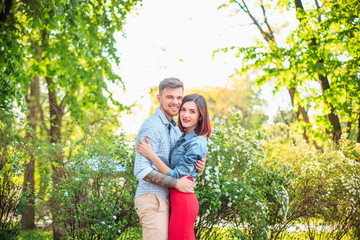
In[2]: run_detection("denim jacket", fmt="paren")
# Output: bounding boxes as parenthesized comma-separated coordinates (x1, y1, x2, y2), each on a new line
(167, 130, 208, 179)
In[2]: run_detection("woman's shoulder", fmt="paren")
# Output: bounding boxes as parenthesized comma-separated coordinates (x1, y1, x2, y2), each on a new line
(187, 135, 207, 150)
(194, 135, 207, 143)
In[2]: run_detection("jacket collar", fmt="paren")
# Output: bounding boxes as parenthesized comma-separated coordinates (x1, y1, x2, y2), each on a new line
(182, 130, 197, 141)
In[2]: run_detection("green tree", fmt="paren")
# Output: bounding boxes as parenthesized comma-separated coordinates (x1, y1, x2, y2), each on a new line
(217, 0, 360, 145)
(1, 0, 141, 238)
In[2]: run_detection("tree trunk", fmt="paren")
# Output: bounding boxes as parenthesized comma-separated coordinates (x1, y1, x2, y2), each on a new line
(317, 73, 342, 142)
(46, 76, 66, 240)
(295, 0, 342, 143)
(21, 75, 39, 230)
(288, 87, 322, 150)
(346, 121, 351, 139)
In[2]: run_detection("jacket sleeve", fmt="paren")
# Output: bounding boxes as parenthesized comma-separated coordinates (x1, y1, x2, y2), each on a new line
(167, 141, 207, 179)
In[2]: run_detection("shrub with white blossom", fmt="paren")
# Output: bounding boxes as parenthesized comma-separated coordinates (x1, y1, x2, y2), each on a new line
(194, 111, 360, 240)
(263, 124, 360, 239)
(195, 111, 291, 239)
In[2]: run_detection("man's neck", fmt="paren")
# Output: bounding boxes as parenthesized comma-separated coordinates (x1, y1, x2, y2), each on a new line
(159, 107, 173, 122)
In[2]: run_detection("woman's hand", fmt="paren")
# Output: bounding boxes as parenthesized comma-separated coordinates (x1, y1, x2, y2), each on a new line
(136, 137, 155, 159)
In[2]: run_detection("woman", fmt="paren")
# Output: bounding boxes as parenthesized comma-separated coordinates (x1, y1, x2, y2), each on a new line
(137, 94, 211, 240)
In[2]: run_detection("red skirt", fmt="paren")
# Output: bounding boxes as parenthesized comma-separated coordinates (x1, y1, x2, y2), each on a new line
(169, 177, 199, 240)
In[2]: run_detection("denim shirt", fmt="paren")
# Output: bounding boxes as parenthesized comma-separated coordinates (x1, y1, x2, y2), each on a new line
(167, 130, 208, 179)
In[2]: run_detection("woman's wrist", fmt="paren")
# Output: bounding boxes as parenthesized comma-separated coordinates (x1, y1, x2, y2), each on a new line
(149, 151, 157, 161)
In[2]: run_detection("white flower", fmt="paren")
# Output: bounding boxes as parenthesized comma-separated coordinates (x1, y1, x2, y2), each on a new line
(119, 177, 125, 186)
(64, 191, 68, 197)
(227, 202, 232, 207)
(101, 221, 105, 224)
(113, 216, 117, 220)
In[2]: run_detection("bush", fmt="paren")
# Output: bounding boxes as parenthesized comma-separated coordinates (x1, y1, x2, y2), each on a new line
(51, 130, 139, 240)
(263, 123, 360, 239)
(194, 112, 359, 239)
(0, 109, 26, 240)
(195, 111, 290, 239)
(0, 110, 25, 240)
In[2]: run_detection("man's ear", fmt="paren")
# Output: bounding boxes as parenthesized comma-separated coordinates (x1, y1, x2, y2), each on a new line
(157, 94, 161, 103)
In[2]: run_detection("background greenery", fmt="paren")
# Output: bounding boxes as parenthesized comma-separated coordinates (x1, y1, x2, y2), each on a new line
(1, 0, 359, 239)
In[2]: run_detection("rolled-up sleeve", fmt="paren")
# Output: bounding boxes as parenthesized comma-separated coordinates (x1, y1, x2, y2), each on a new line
(134, 127, 160, 180)
(167, 142, 205, 179)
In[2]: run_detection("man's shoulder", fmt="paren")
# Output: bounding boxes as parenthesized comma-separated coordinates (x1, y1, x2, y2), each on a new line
(141, 113, 161, 128)
(137, 113, 164, 135)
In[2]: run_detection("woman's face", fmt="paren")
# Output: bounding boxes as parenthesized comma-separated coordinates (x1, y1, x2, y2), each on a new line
(180, 101, 200, 134)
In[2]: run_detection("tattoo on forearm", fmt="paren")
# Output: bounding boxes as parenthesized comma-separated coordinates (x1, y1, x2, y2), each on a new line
(144, 170, 177, 188)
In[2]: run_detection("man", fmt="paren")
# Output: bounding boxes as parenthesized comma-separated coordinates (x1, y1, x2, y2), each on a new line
(134, 78, 206, 240)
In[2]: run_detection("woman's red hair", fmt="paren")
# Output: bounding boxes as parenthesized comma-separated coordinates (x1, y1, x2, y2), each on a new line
(178, 94, 211, 139)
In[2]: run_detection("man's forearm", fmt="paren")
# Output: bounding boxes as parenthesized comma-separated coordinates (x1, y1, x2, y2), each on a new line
(143, 170, 177, 188)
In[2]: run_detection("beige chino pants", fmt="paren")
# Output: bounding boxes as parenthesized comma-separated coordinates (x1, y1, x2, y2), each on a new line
(135, 193, 170, 240)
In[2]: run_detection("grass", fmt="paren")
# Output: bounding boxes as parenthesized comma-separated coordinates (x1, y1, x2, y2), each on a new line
(17, 228, 142, 240)
(18, 229, 53, 240)
(17, 227, 356, 240)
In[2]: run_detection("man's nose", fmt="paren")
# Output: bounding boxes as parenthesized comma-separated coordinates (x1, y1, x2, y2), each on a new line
(174, 98, 181, 105)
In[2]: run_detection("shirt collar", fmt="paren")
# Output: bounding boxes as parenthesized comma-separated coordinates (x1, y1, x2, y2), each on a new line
(182, 130, 197, 141)
(156, 108, 177, 127)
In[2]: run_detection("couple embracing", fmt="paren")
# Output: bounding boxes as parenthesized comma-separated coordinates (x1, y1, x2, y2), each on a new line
(134, 77, 212, 240)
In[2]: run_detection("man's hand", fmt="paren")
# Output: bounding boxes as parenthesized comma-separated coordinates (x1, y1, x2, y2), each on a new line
(175, 176, 194, 193)
(195, 152, 209, 174)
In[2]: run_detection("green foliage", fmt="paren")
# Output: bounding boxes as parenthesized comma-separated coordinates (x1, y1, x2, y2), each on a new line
(194, 112, 359, 239)
(217, 0, 360, 143)
(0, 110, 26, 239)
(263, 123, 360, 239)
(1, 0, 141, 236)
(195, 111, 290, 239)
(50, 123, 139, 240)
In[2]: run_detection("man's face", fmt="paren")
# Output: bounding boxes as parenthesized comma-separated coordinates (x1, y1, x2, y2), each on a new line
(157, 87, 184, 121)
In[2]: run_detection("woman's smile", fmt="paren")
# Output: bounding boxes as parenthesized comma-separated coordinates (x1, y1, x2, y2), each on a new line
(180, 101, 200, 134)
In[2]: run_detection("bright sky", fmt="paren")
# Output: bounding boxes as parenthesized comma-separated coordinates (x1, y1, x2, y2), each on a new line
(113, 0, 291, 134)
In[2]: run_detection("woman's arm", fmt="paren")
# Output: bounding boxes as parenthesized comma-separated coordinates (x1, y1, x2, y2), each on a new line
(136, 137, 170, 175)
(167, 141, 205, 179)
